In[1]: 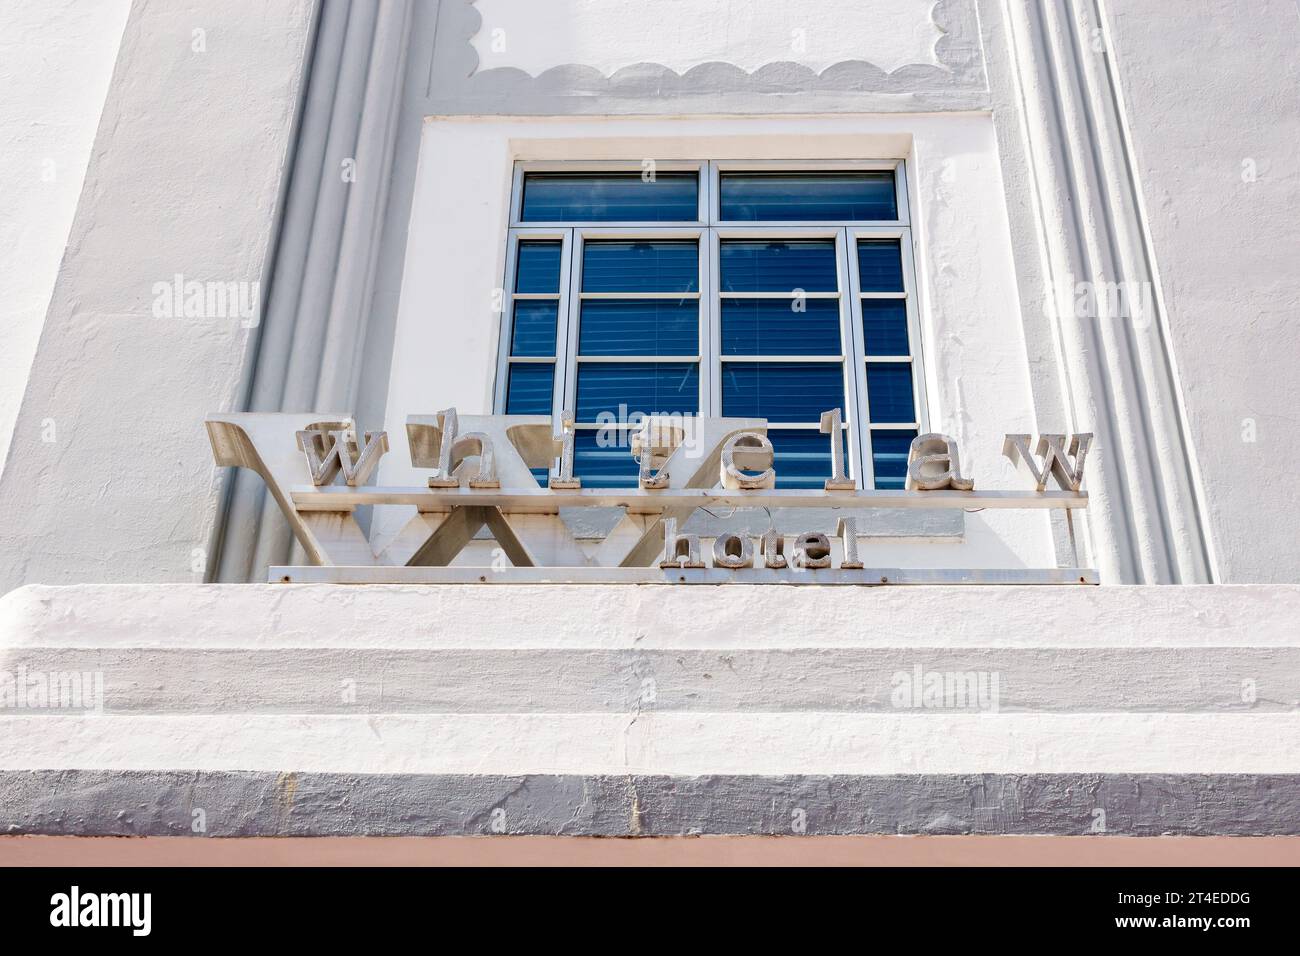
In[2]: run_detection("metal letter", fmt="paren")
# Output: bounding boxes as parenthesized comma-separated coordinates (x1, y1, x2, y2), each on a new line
(549, 409, 581, 489)
(821, 408, 855, 491)
(297, 427, 389, 487)
(720, 431, 775, 490)
(1002, 433, 1093, 491)
(658, 517, 703, 569)
(760, 530, 788, 569)
(428, 407, 499, 488)
(837, 516, 863, 569)
(906, 433, 974, 491)
(428, 408, 462, 488)
(792, 531, 832, 569)
(633, 417, 684, 490)
(712, 532, 754, 569)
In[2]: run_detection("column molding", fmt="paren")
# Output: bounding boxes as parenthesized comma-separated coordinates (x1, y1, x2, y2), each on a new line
(998, 0, 1215, 584)
(212, 0, 414, 582)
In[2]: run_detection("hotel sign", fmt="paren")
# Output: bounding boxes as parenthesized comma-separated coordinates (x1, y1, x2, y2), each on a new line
(207, 409, 1094, 586)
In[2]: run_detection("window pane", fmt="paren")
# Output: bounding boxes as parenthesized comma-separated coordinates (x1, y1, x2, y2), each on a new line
(579, 299, 698, 355)
(720, 171, 897, 221)
(515, 241, 562, 293)
(861, 299, 909, 356)
(573, 429, 639, 487)
(575, 362, 699, 421)
(721, 362, 845, 423)
(521, 172, 698, 222)
(767, 428, 850, 489)
(722, 298, 841, 355)
(857, 239, 904, 292)
(505, 364, 553, 415)
(870, 429, 917, 489)
(510, 301, 558, 357)
(582, 241, 698, 293)
(866, 362, 916, 423)
(720, 240, 838, 293)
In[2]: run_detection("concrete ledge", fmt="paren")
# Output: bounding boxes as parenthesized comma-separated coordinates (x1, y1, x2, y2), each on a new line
(0, 646, 1292, 713)
(2, 771, 1298, 837)
(1, 584, 1296, 837)
(3, 583, 1299, 648)
(2, 712, 1298, 774)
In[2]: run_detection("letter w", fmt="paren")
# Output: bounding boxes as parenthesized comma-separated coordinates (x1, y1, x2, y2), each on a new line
(1002, 433, 1093, 491)
(297, 428, 388, 487)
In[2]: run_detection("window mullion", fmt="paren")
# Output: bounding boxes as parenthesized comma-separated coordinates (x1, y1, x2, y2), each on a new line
(844, 226, 876, 489)
(704, 228, 720, 417)
(559, 229, 581, 420)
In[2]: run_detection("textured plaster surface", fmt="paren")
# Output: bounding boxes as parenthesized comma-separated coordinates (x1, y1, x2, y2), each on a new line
(2, 772, 1297, 837)
(1100, 1, 1300, 583)
(424, 0, 988, 114)
(4, 583, 1298, 648)
(0, 0, 131, 468)
(0, 646, 1291, 714)
(2, 712, 1297, 775)
(469, 0, 947, 76)
(0, 0, 314, 595)
(0, 583, 1296, 834)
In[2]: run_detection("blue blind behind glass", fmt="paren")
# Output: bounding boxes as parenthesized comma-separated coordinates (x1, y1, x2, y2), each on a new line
(582, 241, 698, 293)
(575, 363, 699, 421)
(860, 300, 909, 356)
(515, 241, 562, 293)
(573, 429, 640, 487)
(767, 428, 850, 489)
(579, 299, 697, 355)
(870, 429, 917, 489)
(857, 239, 904, 292)
(521, 172, 699, 222)
(866, 363, 916, 423)
(510, 301, 558, 357)
(505, 364, 554, 415)
(720, 240, 838, 292)
(721, 298, 841, 356)
(722, 362, 845, 423)
(719, 171, 897, 221)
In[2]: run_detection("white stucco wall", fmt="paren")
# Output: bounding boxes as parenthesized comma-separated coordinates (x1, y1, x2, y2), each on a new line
(1101, 0, 1300, 584)
(0, 0, 131, 466)
(0, 0, 316, 596)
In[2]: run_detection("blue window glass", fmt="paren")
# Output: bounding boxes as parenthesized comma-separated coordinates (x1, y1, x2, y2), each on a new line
(866, 363, 916, 423)
(575, 363, 699, 421)
(514, 241, 562, 293)
(573, 429, 640, 487)
(720, 171, 897, 221)
(721, 362, 845, 423)
(510, 301, 558, 357)
(579, 300, 697, 355)
(720, 240, 838, 293)
(857, 239, 904, 292)
(861, 299, 909, 356)
(721, 298, 841, 356)
(505, 364, 553, 415)
(767, 428, 851, 489)
(521, 173, 699, 222)
(582, 241, 698, 293)
(870, 429, 917, 489)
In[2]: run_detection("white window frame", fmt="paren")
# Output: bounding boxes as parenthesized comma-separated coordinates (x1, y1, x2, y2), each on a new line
(496, 160, 927, 488)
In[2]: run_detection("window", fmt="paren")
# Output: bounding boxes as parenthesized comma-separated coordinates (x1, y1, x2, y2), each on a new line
(497, 162, 925, 488)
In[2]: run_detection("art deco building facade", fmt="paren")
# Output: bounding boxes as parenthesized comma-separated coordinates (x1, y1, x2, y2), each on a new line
(0, 0, 1295, 863)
